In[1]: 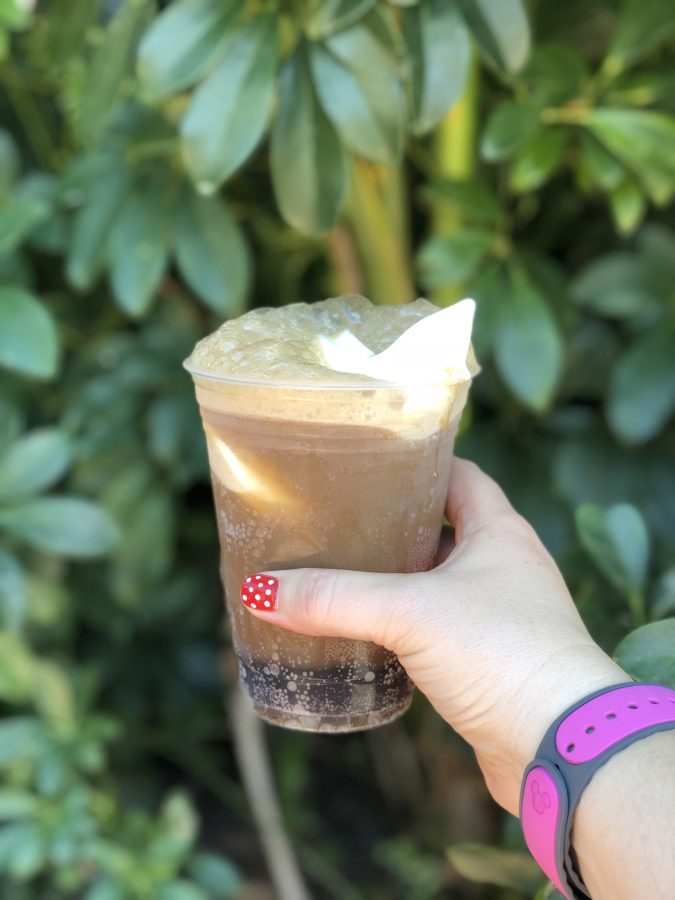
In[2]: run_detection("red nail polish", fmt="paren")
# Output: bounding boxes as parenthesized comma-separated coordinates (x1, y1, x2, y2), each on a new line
(240, 574, 278, 612)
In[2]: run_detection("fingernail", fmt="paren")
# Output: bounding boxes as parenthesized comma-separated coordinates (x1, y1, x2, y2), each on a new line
(240, 574, 278, 612)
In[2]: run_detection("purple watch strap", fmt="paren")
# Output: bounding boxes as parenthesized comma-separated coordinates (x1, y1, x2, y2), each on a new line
(521, 766, 568, 895)
(520, 682, 675, 898)
(555, 683, 675, 763)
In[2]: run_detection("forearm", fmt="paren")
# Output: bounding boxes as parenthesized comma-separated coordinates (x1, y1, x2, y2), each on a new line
(495, 646, 675, 897)
(573, 729, 675, 899)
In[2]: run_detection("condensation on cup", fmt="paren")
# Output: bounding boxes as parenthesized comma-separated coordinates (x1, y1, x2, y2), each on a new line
(184, 295, 477, 733)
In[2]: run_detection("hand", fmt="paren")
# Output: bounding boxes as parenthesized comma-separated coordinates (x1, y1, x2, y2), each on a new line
(241, 459, 626, 814)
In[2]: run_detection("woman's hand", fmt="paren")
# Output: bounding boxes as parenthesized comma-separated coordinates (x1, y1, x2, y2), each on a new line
(241, 458, 626, 814)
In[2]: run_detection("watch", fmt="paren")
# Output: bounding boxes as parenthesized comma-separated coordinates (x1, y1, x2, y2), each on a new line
(519, 681, 675, 898)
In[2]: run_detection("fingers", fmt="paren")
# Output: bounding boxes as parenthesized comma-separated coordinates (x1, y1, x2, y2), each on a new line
(236, 461, 514, 656)
(445, 458, 516, 536)
(238, 567, 434, 655)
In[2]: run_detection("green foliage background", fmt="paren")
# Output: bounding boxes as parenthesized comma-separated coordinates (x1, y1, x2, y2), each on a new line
(1, 0, 674, 897)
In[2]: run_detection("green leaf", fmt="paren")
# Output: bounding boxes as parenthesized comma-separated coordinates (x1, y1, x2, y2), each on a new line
(85, 881, 126, 900)
(0, 399, 22, 456)
(509, 128, 567, 193)
(188, 853, 242, 898)
(146, 393, 190, 466)
(66, 159, 131, 290)
(34, 661, 75, 727)
(609, 71, 675, 108)
(403, 0, 471, 135)
(578, 133, 626, 193)
(608, 0, 675, 69)
(325, 4, 406, 59)
(421, 179, 503, 227)
(0, 634, 35, 703)
(162, 791, 198, 850)
(0, 6, 14, 29)
(0, 548, 24, 632)
(43, 0, 97, 62)
(639, 224, 675, 281)
(468, 262, 505, 358)
(417, 229, 494, 289)
(0, 790, 37, 821)
(174, 190, 250, 315)
(458, 0, 530, 72)
(182, 14, 277, 192)
(310, 36, 404, 164)
(2, 823, 46, 880)
(271, 47, 347, 235)
(0, 429, 70, 502)
(76, 0, 152, 145)
(584, 109, 675, 200)
(576, 503, 649, 596)
(138, 0, 240, 101)
(315, 18, 402, 186)
(0, 251, 31, 288)
(652, 568, 675, 620)
(0, 497, 120, 558)
(522, 45, 587, 106)
(0, 197, 49, 255)
(326, 8, 404, 64)
(493, 270, 562, 411)
(24, 572, 69, 629)
(18, 172, 65, 255)
(481, 102, 539, 162)
(447, 844, 544, 892)
(104, 470, 174, 601)
(34, 750, 68, 795)
(0, 128, 19, 198)
(570, 252, 660, 320)
(107, 181, 171, 317)
(0, 287, 59, 380)
(0, 717, 41, 768)
(614, 619, 675, 688)
(609, 176, 646, 235)
(607, 323, 675, 443)
(0, 0, 31, 29)
(157, 883, 208, 900)
(306, 0, 377, 39)
(144, 389, 206, 486)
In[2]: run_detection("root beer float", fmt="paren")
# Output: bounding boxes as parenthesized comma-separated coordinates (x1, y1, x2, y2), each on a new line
(185, 295, 476, 732)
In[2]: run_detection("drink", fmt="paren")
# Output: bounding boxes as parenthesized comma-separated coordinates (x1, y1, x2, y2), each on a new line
(185, 295, 474, 732)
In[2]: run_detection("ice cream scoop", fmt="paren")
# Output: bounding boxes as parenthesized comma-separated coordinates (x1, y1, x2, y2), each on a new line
(316, 298, 476, 385)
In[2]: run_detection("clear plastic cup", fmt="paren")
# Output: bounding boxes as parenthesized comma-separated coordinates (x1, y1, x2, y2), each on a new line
(185, 366, 472, 732)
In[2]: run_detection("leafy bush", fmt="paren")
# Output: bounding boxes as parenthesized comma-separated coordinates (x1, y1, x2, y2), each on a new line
(1, 0, 674, 897)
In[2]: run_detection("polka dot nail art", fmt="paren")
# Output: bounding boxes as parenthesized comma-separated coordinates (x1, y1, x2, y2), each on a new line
(240, 574, 278, 612)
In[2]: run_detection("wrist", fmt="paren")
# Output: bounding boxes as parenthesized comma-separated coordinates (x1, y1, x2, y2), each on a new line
(572, 729, 675, 899)
(500, 643, 628, 813)
(519, 682, 675, 898)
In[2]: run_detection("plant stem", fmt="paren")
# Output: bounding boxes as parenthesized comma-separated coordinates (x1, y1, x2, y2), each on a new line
(434, 53, 479, 185)
(229, 686, 311, 900)
(1, 65, 58, 170)
(430, 51, 479, 306)
(326, 224, 364, 295)
(541, 106, 589, 126)
(627, 589, 646, 627)
(344, 158, 415, 304)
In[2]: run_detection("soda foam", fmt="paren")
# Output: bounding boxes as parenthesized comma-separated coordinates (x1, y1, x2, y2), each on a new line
(186, 294, 440, 383)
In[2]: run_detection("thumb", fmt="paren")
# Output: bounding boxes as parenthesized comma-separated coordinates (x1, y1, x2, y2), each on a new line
(238, 568, 435, 656)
